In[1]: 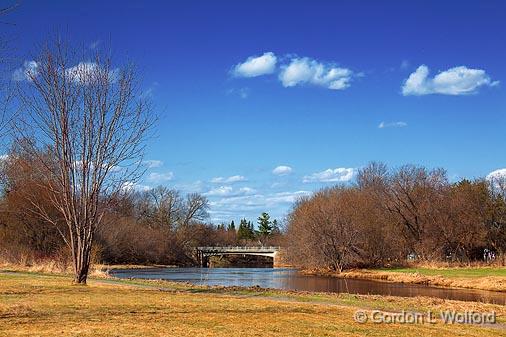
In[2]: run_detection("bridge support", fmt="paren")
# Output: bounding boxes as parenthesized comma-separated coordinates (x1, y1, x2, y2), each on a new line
(197, 250, 210, 267)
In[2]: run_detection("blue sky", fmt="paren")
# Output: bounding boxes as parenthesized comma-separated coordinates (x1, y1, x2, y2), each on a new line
(6, 1, 506, 224)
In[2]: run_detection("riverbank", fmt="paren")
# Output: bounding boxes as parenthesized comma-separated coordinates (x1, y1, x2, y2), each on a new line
(1, 270, 505, 336)
(0, 261, 175, 275)
(96, 263, 177, 271)
(303, 266, 506, 292)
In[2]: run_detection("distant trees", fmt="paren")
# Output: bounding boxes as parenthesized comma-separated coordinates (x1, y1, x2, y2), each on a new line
(484, 176, 506, 264)
(237, 218, 255, 241)
(136, 186, 209, 230)
(13, 39, 152, 283)
(227, 220, 235, 231)
(0, 144, 67, 262)
(231, 214, 282, 245)
(93, 186, 213, 265)
(286, 162, 506, 271)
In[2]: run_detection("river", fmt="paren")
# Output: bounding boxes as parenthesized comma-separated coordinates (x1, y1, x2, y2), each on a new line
(110, 267, 505, 305)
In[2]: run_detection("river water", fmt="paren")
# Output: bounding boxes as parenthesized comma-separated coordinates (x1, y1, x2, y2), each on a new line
(110, 267, 505, 305)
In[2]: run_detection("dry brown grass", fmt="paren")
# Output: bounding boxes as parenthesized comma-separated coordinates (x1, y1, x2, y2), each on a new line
(0, 271, 505, 337)
(0, 260, 109, 278)
(303, 267, 506, 292)
(406, 260, 506, 269)
(342, 271, 506, 292)
(95, 263, 176, 271)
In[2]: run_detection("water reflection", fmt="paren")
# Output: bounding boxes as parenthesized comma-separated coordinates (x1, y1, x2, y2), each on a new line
(111, 267, 505, 305)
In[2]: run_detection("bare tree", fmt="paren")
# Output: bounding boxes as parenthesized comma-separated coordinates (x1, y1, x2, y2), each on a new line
(286, 187, 361, 272)
(15, 39, 152, 283)
(381, 165, 448, 259)
(136, 187, 208, 229)
(137, 186, 183, 229)
(182, 193, 209, 226)
(0, 2, 20, 142)
(487, 176, 506, 265)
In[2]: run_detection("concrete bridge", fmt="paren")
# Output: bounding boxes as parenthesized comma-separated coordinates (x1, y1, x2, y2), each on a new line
(196, 246, 280, 267)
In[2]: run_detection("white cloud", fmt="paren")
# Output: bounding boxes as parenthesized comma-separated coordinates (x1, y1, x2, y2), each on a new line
(142, 160, 163, 168)
(65, 62, 99, 83)
(209, 190, 310, 208)
(121, 181, 151, 192)
(487, 169, 506, 192)
(109, 165, 122, 172)
(233, 52, 277, 78)
(209, 195, 263, 208)
(207, 190, 312, 223)
(402, 65, 498, 96)
(174, 180, 205, 193)
(205, 186, 256, 197)
(13, 60, 120, 85)
(279, 57, 353, 90)
(12, 61, 39, 81)
(303, 168, 355, 183)
(265, 191, 311, 204)
(147, 172, 174, 182)
(378, 121, 407, 129)
(487, 168, 506, 181)
(272, 165, 293, 176)
(211, 175, 246, 184)
(206, 186, 233, 196)
(65, 62, 119, 84)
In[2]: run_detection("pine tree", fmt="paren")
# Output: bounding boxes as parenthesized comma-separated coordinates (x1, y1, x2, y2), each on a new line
(247, 221, 255, 239)
(227, 220, 236, 231)
(271, 219, 281, 235)
(237, 218, 253, 240)
(256, 212, 272, 244)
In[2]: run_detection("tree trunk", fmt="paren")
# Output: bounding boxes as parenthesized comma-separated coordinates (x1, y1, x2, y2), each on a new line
(74, 263, 89, 284)
(73, 242, 91, 284)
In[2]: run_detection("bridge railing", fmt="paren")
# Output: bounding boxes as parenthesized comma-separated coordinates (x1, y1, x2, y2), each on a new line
(197, 246, 280, 251)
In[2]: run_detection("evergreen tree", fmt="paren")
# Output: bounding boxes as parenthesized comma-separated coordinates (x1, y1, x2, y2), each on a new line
(271, 219, 281, 235)
(236, 218, 256, 240)
(227, 220, 236, 231)
(256, 212, 272, 243)
(247, 221, 255, 239)
(237, 218, 253, 240)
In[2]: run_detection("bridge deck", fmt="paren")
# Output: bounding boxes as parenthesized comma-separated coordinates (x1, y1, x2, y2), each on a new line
(196, 246, 281, 267)
(197, 246, 280, 253)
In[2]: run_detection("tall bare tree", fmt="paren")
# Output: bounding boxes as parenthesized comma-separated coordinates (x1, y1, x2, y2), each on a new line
(16, 39, 152, 283)
(0, 2, 20, 141)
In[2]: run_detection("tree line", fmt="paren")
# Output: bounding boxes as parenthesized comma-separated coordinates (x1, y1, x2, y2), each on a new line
(0, 141, 281, 267)
(285, 162, 506, 272)
(216, 213, 281, 244)
(0, 147, 281, 268)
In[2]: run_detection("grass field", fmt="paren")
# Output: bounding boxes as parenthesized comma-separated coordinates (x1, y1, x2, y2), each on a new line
(1, 271, 505, 337)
